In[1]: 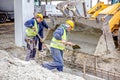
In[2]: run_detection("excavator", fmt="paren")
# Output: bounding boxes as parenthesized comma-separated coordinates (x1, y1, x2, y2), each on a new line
(87, 2, 109, 19)
(48, 0, 120, 56)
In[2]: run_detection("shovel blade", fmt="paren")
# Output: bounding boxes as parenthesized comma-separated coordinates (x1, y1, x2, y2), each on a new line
(72, 45, 81, 49)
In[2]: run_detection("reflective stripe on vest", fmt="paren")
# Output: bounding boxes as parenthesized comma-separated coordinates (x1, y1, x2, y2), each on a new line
(26, 19, 38, 37)
(50, 26, 67, 50)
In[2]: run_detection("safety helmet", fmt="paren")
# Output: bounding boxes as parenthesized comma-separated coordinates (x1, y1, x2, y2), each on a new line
(66, 20, 75, 30)
(36, 13, 43, 20)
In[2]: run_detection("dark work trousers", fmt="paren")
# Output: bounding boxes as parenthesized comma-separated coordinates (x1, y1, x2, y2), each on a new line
(25, 36, 37, 61)
(38, 37, 43, 51)
(42, 47, 64, 71)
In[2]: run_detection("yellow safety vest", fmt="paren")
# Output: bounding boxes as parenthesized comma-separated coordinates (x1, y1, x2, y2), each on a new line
(26, 19, 38, 37)
(50, 26, 67, 50)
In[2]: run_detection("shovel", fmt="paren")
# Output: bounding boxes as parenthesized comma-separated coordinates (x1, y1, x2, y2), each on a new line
(37, 34, 49, 63)
(37, 29, 52, 63)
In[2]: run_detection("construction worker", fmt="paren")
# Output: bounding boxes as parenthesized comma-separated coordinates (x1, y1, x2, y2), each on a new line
(24, 13, 43, 61)
(34, 14, 49, 52)
(42, 20, 75, 71)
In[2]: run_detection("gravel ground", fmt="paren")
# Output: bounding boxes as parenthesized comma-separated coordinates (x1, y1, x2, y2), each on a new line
(0, 50, 85, 80)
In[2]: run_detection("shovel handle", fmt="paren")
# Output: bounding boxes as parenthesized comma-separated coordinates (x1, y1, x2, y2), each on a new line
(37, 34, 44, 43)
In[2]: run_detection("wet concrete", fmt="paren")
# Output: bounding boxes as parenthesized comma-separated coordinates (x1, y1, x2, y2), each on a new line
(69, 29, 102, 54)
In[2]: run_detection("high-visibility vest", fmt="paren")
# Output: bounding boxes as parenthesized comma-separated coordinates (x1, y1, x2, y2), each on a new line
(50, 26, 67, 50)
(26, 19, 38, 37)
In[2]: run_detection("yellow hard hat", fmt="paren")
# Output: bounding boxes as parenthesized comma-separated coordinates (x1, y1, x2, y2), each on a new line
(36, 13, 43, 20)
(66, 20, 75, 30)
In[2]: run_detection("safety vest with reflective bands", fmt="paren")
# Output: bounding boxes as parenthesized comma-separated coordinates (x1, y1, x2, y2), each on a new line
(50, 26, 67, 50)
(26, 19, 38, 37)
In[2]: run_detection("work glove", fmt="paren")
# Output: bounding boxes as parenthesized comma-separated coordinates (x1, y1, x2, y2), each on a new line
(61, 40, 75, 46)
(37, 34, 44, 43)
(66, 42, 75, 46)
(61, 40, 67, 45)
(40, 38, 44, 43)
(32, 27, 36, 32)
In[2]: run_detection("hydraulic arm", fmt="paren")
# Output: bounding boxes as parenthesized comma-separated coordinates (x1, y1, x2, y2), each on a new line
(87, 2, 109, 18)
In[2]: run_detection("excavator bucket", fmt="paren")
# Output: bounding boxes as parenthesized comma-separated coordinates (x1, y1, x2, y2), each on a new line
(46, 1, 103, 55)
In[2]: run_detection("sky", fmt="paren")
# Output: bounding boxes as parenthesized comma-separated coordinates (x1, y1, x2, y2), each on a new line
(92, 0, 110, 6)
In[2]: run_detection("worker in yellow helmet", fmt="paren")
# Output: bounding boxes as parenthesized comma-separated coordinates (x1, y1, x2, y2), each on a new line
(35, 13, 50, 52)
(42, 20, 75, 71)
(35, 13, 43, 20)
(24, 13, 44, 61)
